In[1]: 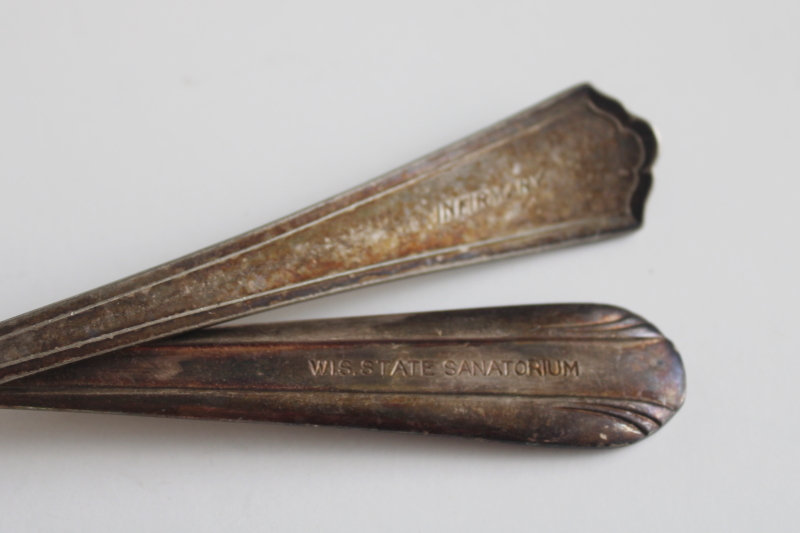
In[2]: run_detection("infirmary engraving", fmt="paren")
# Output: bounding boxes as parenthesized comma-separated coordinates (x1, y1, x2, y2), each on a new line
(308, 358, 579, 378)
(435, 169, 542, 225)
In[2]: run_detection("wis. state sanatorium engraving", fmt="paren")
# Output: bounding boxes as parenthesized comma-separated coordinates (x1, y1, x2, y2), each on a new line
(308, 358, 579, 377)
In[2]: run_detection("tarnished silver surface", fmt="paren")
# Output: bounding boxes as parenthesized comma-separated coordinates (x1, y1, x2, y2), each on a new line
(0, 305, 684, 447)
(0, 84, 656, 383)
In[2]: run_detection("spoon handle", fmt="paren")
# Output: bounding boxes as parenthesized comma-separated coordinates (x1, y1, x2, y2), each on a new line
(0, 85, 656, 383)
(0, 304, 684, 447)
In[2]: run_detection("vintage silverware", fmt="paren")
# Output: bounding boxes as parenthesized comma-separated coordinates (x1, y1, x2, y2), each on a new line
(0, 84, 656, 383)
(0, 305, 684, 446)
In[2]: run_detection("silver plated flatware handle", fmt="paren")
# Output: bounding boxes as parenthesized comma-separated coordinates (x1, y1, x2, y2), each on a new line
(0, 85, 656, 383)
(0, 305, 684, 447)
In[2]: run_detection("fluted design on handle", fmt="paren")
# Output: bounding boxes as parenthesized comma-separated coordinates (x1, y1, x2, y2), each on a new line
(0, 304, 684, 447)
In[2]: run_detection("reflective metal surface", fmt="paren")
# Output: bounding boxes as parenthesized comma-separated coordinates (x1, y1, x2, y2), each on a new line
(0, 84, 656, 383)
(0, 305, 684, 446)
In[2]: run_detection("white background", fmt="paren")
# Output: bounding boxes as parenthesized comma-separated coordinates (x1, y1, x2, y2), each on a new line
(0, 2, 798, 531)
